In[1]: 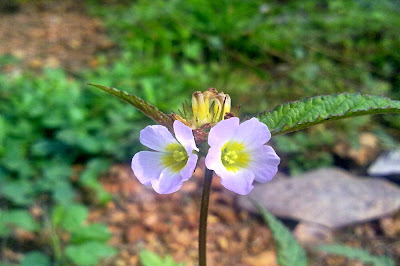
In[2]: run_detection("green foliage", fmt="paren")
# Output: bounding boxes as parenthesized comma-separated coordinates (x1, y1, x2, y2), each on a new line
(0, 180, 35, 206)
(21, 252, 51, 266)
(258, 93, 400, 136)
(65, 242, 116, 266)
(140, 250, 184, 266)
(51, 204, 115, 265)
(0, 209, 39, 235)
(88, 0, 400, 106)
(86, 0, 400, 175)
(70, 223, 112, 244)
(52, 204, 89, 232)
(316, 244, 395, 266)
(275, 130, 335, 175)
(256, 205, 307, 266)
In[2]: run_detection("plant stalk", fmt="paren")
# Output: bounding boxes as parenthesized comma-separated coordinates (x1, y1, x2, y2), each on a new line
(199, 168, 213, 266)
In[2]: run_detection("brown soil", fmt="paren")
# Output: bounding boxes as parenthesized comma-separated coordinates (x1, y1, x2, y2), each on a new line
(95, 162, 277, 266)
(0, 0, 114, 74)
(94, 162, 400, 266)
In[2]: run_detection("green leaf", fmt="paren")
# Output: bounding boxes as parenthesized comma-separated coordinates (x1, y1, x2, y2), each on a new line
(53, 181, 75, 205)
(316, 244, 395, 266)
(89, 84, 174, 129)
(79, 158, 112, 204)
(65, 242, 117, 266)
(70, 223, 111, 244)
(256, 204, 307, 266)
(0, 180, 34, 206)
(21, 251, 51, 266)
(140, 250, 184, 266)
(51, 204, 88, 232)
(258, 93, 400, 135)
(0, 210, 39, 234)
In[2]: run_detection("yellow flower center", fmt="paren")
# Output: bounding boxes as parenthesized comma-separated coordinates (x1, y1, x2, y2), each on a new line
(221, 141, 250, 172)
(162, 143, 188, 172)
(173, 150, 186, 162)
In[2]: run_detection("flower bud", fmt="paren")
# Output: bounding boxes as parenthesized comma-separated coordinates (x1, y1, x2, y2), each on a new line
(191, 88, 231, 127)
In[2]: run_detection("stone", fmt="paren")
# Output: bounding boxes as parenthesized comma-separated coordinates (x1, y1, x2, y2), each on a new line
(238, 168, 400, 229)
(368, 149, 400, 176)
(293, 222, 334, 245)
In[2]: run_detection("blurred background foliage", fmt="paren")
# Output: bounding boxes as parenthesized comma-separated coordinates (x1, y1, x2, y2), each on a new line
(1, 0, 400, 264)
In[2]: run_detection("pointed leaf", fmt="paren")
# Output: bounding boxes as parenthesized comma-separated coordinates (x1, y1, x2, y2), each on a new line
(258, 93, 400, 135)
(89, 84, 173, 129)
(316, 244, 395, 266)
(256, 204, 307, 266)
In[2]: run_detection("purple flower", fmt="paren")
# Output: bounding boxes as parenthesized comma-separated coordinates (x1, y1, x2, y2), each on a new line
(205, 117, 280, 195)
(131, 121, 199, 194)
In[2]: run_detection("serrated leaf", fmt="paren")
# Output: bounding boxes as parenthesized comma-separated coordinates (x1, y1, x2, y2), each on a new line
(65, 242, 116, 266)
(256, 204, 307, 266)
(316, 244, 395, 266)
(258, 93, 400, 135)
(21, 251, 51, 266)
(89, 84, 174, 129)
(140, 250, 184, 266)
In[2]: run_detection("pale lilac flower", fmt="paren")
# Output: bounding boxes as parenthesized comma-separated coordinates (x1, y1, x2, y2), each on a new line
(205, 117, 280, 195)
(131, 121, 199, 194)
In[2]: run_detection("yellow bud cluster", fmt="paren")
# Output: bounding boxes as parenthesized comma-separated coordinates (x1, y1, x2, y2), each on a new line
(191, 88, 231, 127)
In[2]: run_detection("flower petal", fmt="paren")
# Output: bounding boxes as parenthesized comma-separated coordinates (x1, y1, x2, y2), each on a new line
(233, 118, 271, 149)
(219, 169, 255, 195)
(131, 151, 163, 185)
(151, 168, 184, 194)
(250, 145, 280, 183)
(179, 153, 198, 181)
(140, 125, 177, 151)
(173, 120, 198, 153)
(205, 146, 222, 172)
(208, 117, 240, 148)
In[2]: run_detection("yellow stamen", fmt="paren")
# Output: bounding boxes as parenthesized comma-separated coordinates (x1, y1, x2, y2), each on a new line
(162, 143, 188, 172)
(220, 141, 250, 172)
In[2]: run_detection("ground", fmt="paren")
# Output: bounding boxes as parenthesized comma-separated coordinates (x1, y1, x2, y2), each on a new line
(95, 162, 400, 266)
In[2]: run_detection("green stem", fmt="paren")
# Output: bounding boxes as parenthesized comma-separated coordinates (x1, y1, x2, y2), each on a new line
(199, 168, 213, 266)
(44, 214, 63, 265)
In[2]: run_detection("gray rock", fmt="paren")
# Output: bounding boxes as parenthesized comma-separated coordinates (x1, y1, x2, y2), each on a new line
(293, 222, 334, 246)
(239, 168, 400, 229)
(368, 149, 400, 176)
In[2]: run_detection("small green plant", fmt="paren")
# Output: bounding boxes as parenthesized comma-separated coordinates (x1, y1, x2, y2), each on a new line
(256, 204, 307, 266)
(140, 250, 184, 266)
(0, 203, 115, 266)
